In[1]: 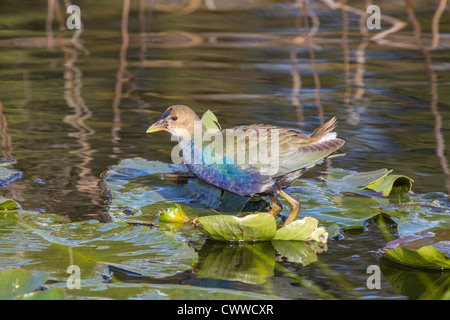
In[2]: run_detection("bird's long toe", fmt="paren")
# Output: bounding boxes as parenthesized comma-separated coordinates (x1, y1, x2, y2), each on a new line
(278, 189, 301, 226)
(267, 194, 282, 216)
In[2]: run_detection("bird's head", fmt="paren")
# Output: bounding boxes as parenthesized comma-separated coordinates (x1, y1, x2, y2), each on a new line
(146, 105, 200, 138)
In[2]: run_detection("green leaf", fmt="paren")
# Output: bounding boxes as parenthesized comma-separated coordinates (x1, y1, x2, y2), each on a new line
(201, 110, 221, 131)
(0, 269, 64, 300)
(383, 246, 450, 270)
(274, 217, 319, 241)
(273, 217, 328, 244)
(325, 168, 390, 193)
(0, 204, 199, 279)
(193, 213, 328, 242)
(0, 198, 20, 210)
(380, 257, 450, 299)
(193, 212, 276, 241)
(20, 218, 199, 278)
(15, 287, 65, 300)
(326, 168, 413, 196)
(380, 229, 450, 270)
(309, 227, 329, 243)
(364, 173, 413, 196)
(196, 241, 275, 284)
(159, 204, 190, 223)
(135, 283, 283, 300)
(271, 240, 323, 266)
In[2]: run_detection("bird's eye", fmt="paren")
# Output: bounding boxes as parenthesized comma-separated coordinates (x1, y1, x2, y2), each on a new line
(170, 116, 178, 121)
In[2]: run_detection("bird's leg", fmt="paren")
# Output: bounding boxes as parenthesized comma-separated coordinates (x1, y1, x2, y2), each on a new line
(278, 189, 301, 226)
(267, 193, 282, 216)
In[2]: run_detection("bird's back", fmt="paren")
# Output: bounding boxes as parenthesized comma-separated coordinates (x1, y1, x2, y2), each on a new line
(186, 118, 344, 196)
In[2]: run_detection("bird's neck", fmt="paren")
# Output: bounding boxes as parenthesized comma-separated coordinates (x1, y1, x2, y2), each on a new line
(175, 121, 206, 165)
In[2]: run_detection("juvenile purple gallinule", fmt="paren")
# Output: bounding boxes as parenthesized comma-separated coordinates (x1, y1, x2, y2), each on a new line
(147, 105, 344, 225)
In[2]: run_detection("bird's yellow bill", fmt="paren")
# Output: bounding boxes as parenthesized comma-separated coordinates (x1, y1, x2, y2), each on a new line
(146, 121, 167, 133)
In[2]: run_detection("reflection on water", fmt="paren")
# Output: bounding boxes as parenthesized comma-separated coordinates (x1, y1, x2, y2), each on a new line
(0, 0, 449, 299)
(380, 257, 450, 300)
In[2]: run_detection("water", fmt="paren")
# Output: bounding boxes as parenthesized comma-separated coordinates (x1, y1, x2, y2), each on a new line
(0, 0, 449, 300)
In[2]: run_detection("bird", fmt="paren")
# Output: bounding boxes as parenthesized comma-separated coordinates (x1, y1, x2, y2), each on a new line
(146, 105, 345, 226)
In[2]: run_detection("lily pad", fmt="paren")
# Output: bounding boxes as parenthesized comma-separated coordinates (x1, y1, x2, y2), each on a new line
(0, 198, 20, 210)
(272, 240, 325, 265)
(103, 159, 448, 241)
(193, 212, 277, 241)
(0, 269, 64, 300)
(102, 157, 255, 225)
(365, 172, 413, 196)
(0, 205, 199, 279)
(380, 258, 450, 299)
(274, 217, 327, 243)
(193, 212, 329, 242)
(326, 168, 413, 196)
(380, 229, 450, 270)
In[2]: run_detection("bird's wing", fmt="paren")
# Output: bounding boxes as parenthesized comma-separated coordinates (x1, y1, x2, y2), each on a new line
(249, 125, 344, 177)
(274, 136, 345, 177)
(200, 124, 343, 177)
(274, 118, 345, 176)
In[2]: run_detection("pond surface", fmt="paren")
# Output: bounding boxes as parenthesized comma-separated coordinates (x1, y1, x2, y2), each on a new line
(0, 0, 449, 300)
